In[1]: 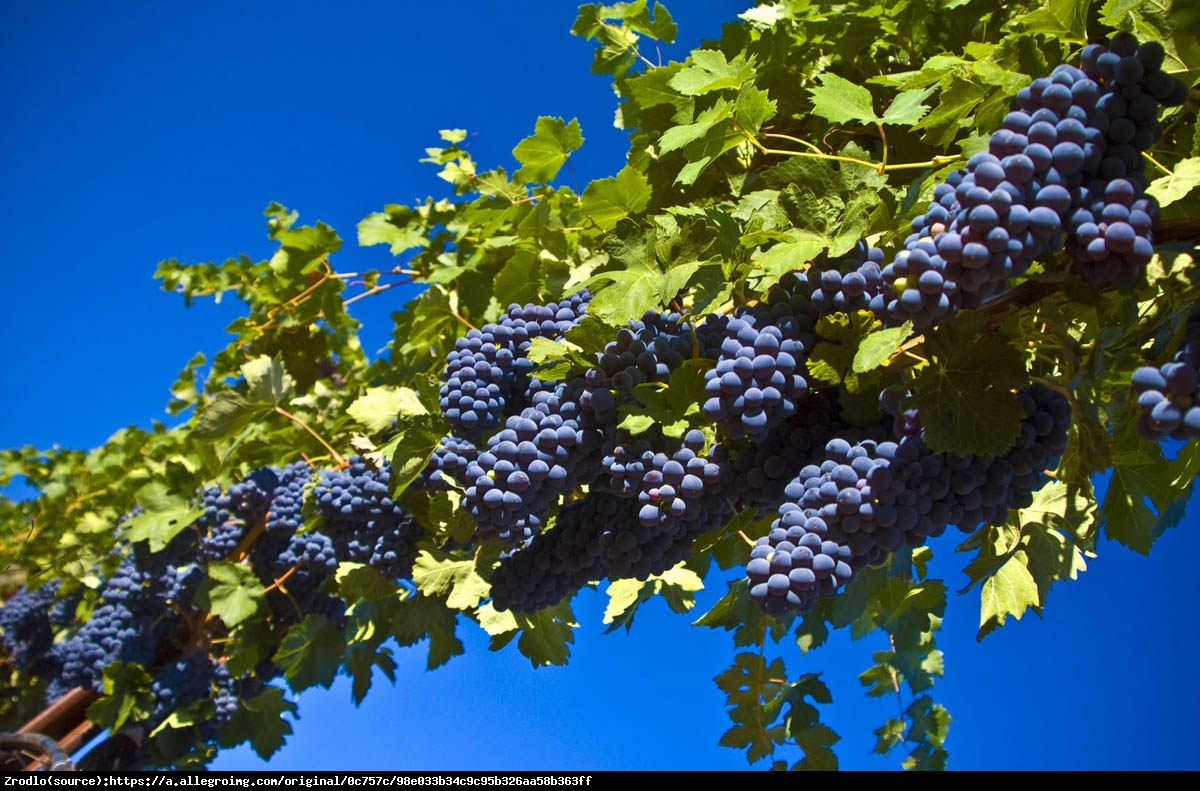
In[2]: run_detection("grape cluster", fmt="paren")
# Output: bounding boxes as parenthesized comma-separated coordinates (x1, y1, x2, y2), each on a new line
(55, 561, 161, 691)
(807, 242, 888, 317)
(701, 281, 818, 441)
(746, 519, 855, 616)
(489, 492, 621, 613)
(871, 34, 1187, 329)
(462, 379, 605, 544)
(2, 456, 428, 739)
(721, 393, 881, 514)
(1133, 308, 1200, 440)
(591, 311, 697, 391)
(747, 384, 1071, 615)
(312, 457, 423, 579)
(426, 435, 479, 488)
(0, 583, 63, 673)
(149, 652, 215, 726)
(602, 430, 717, 529)
(439, 291, 590, 437)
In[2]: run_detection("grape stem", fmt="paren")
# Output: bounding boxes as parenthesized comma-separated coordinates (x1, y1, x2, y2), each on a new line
(344, 280, 409, 307)
(743, 125, 961, 173)
(1141, 151, 1174, 177)
(262, 564, 299, 595)
(273, 407, 346, 467)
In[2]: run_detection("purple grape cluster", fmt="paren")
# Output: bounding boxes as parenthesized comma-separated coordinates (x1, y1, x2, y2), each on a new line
(425, 435, 479, 488)
(439, 291, 591, 437)
(721, 393, 882, 514)
(807, 242, 888, 317)
(149, 651, 215, 726)
(1133, 309, 1200, 440)
(462, 379, 605, 544)
(311, 457, 423, 579)
(489, 492, 621, 614)
(871, 34, 1186, 329)
(602, 431, 719, 529)
(746, 519, 855, 616)
(588, 310, 703, 396)
(748, 384, 1071, 615)
(55, 561, 160, 691)
(7, 455, 434, 749)
(0, 582, 63, 674)
(701, 282, 818, 441)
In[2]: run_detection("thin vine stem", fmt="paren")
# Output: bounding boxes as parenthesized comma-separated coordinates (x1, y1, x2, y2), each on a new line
(273, 406, 345, 466)
(745, 124, 960, 173)
(344, 279, 410, 307)
(1142, 150, 1173, 176)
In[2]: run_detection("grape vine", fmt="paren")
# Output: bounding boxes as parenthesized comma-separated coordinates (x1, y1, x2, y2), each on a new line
(2, 0, 1198, 772)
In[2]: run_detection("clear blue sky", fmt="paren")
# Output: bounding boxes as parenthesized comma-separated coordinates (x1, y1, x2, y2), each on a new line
(1, 0, 1197, 771)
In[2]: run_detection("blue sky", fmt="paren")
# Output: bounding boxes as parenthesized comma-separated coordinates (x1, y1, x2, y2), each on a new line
(2, 0, 1197, 771)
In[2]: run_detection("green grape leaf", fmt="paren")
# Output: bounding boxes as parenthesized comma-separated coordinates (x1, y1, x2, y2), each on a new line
(385, 413, 444, 497)
(400, 485, 475, 547)
(617, 411, 659, 434)
(1101, 446, 1180, 553)
(796, 609, 830, 655)
(357, 208, 429, 255)
(853, 322, 913, 373)
(1004, 0, 1091, 41)
(694, 580, 789, 647)
(808, 72, 880, 126)
(334, 562, 400, 603)
(274, 614, 346, 692)
(733, 84, 776, 132)
(880, 87, 936, 127)
(623, 0, 676, 42)
(716, 652, 789, 764)
(580, 166, 652, 230)
(874, 718, 908, 756)
(668, 49, 754, 96)
(86, 663, 154, 732)
(625, 62, 684, 108)
(512, 117, 584, 184)
(977, 550, 1039, 640)
(195, 561, 263, 628)
(192, 392, 268, 440)
(525, 336, 592, 381)
(510, 602, 577, 668)
(475, 601, 519, 638)
(659, 100, 733, 153)
(388, 594, 464, 670)
(603, 565, 704, 632)
(911, 318, 1026, 455)
(656, 565, 704, 612)
(121, 482, 204, 552)
(475, 167, 529, 203)
(751, 235, 828, 283)
(831, 564, 889, 629)
(411, 549, 491, 611)
(603, 578, 650, 628)
(784, 674, 840, 771)
(583, 270, 661, 324)
(808, 311, 884, 392)
(1021, 479, 1096, 539)
(346, 644, 397, 706)
(793, 725, 840, 770)
(1147, 157, 1200, 208)
(265, 207, 342, 276)
(738, 4, 788, 27)
(243, 355, 294, 405)
(347, 386, 425, 433)
(223, 687, 297, 761)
